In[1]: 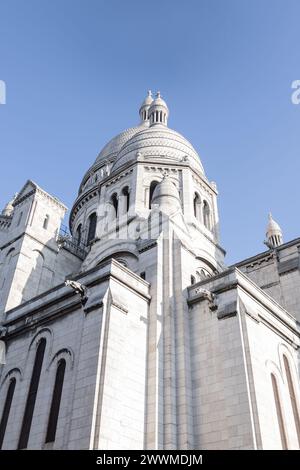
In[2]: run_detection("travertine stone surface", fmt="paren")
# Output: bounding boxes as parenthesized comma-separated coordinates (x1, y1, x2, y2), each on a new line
(0, 93, 299, 450)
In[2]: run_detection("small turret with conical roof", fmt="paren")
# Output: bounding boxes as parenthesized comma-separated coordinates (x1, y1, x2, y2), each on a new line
(266, 213, 283, 248)
(1, 193, 18, 217)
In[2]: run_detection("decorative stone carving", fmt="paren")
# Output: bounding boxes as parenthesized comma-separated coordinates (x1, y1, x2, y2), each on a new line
(194, 287, 218, 311)
(65, 279, 89, 306)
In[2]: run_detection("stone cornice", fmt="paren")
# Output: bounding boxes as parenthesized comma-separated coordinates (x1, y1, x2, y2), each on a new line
(13, 180, 67, 212)
(0, 232, 24, 251)
(69, 188, 100, 229)
(80, 156, 114, 190)
(191, 173, 216, 198)
(137, 240, 157, 253)
(70, 167, 134, 223)
(2, 259, 150, 339)
(105, 168, 133, 187)
(13, 188, 35, 207)
(232, 237, 300, 270)
(5, 298, 82, 340)
(69, 157, 216, 229)
(0, 230, 59, 254)
(188, 267, 300, 341)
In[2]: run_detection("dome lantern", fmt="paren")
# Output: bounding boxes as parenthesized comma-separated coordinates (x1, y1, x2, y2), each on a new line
(139, 90, 153, 123)
(149, 91, 169, 126)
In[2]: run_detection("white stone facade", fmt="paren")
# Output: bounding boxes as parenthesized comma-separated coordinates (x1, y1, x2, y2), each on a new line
(0, 92, 300, 450)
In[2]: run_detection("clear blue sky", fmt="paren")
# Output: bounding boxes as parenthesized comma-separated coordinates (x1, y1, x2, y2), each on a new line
(1, 0, 299, 264)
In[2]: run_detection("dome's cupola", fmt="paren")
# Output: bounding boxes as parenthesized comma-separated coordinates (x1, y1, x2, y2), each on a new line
(139, 90, 153, 123)
(149, 91, 169, 126)
(266, 213, 283, 248)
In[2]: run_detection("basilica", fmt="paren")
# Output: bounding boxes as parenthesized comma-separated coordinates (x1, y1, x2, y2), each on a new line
(0, 91, 300, 450)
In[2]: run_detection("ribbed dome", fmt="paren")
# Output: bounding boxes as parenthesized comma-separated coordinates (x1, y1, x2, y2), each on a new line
(111, 124, 204, 173)
(94, 125, 146, 166)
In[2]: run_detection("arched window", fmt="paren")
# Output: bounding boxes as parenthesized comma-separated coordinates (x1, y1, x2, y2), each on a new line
(111, 193, 118, 218)
(45, 359, 66, 444)
(191, 275, 196, 285)
(283, 355, 300, 445)
(193, 193, 201, 220)
(87, 212, 97, 244)
(18, 338, 46, 449)
(149, 181, 159, 208)
(122, 186, 130, 213)
(43, 214, 49, 230)
(271, 373, 288, 449)
(203, 201, 211, 230)
(0, 378, 16, 449)
(197, 268, 212, 281)
(75, 224, 82, 246)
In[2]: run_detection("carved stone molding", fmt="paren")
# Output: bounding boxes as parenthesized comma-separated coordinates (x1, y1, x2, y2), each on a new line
(111, 300, 128, 315)
(105, 168, 133, 187)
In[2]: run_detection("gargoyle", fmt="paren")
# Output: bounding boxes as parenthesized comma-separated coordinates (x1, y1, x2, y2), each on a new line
(0, 326, 7, 338)
(65, 279, 88, 306)
(194, 288, 218, 311)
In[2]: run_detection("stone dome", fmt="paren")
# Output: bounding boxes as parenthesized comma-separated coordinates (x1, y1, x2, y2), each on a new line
(79, 123, 148, 192)
(111, 124, 205, 174)
(94, 125, 146, 166)
(266, 213, 282, 237)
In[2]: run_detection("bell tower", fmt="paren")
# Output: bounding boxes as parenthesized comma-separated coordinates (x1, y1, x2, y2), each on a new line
(0, 180, 80, 317)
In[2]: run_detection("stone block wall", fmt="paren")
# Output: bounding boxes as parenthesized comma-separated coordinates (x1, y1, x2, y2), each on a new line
(188, 268, 300, 449)
(0, 259, 150, 450)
